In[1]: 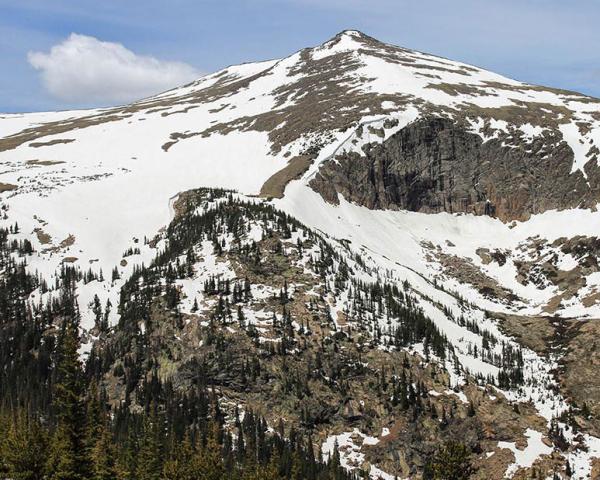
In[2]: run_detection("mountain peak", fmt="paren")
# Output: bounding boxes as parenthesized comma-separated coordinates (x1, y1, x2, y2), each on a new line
(318, 29, 379, 50)
(335, 29, 368, 39)
(309, 29, 386, 61)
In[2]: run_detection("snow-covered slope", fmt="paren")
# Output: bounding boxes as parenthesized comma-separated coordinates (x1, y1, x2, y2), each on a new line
(2, 29, 600, 328)
(4, 29, 600, 478)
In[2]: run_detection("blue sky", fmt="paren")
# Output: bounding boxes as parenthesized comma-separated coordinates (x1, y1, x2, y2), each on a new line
(1, 0, 599, 113)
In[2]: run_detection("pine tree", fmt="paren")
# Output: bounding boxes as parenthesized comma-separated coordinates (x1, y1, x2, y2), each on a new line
(101, 299, 111, 332)
(47, 425, 81, 480)
(84, 380, 104, 455)
(192, 422, 225, 480)
(91, 295, 102, 331)
(425, 441, 474, 480)
(467, 400, 476, 417)
(90, 422, 117, 480)
(2, 410, 49, 480)
(47, 316, 90, 480)
(162, 434, 195, 480)
(136, 407, 163, 480)
(115, 429, 138, 480)
(260, 453, 281, 480)
(289, 451, 303, 480)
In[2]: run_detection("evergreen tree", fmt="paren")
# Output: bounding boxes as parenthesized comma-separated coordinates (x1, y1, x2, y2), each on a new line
(162, 434, 195, 480)
(90, 421, 117, 480)
(424, 442, 474, 480)
(194, 422, 225, 480)
(84, 380, 104, 457)
(2, 410, 48, 480)
(47, 426, 82, 480)
(47, 316, 90, 480)
(136, 408, 163, 480)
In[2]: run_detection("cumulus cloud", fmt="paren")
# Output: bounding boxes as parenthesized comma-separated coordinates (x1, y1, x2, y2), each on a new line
(28, 33, 201, 105)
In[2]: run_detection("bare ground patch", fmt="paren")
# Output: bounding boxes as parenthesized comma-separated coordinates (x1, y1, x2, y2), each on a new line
(26, 159, 66, 166)
(0, 182, 17, 193)
(494, 313, 555, 355)
(424, 244, 521, 303)
(58, 234, 76, 249)
(29, 138, 75, 148)
(34, 227, 52, 245)
(259, 154, 314, 199)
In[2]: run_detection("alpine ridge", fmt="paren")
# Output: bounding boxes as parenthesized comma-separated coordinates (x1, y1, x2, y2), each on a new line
(2, 30, 600, 479)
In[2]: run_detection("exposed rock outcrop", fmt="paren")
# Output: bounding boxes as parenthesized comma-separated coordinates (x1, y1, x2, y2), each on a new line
(310, 117, 599, 221)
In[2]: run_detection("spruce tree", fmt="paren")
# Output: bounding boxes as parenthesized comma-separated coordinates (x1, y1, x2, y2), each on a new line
(84, 380, 104, 459)
(136, 406, 163, 480)
(193, 422, 225, 480)
(2, 410, 48, 480)
(90, 421, 117, 480)
(425, 441, 474, 480)
(161, 434, 194, 480)
(47, 316, 90, 480)
(47, 426, 80, 480)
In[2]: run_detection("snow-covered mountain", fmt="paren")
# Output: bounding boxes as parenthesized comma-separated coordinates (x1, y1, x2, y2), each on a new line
(3, 30, 600, 478)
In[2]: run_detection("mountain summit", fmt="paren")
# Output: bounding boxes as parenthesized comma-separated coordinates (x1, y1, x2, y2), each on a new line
(2, 32, 600, 479)
(2, 29, 598, 218)
(2, 28, 600, 327)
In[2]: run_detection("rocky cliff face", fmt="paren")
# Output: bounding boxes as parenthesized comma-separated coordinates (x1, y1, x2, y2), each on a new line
(310, 117, 599, 221)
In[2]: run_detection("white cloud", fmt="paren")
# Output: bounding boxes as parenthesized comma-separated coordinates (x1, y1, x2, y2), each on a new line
(28, 33, 201, 105)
